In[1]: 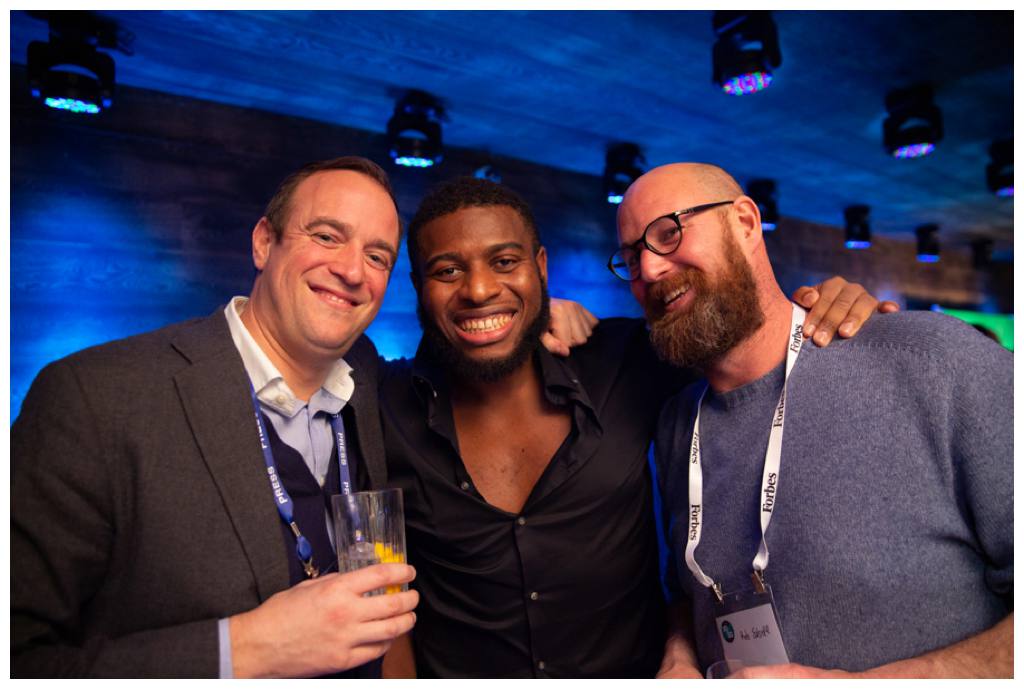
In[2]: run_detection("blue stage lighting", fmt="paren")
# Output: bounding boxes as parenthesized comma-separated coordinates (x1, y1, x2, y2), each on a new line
(884, 86, 942, 159)
(387, 91, 444, 169)
(44, 97, 101, 114)
(712, 12, 781, 96)
(395, 156, 435, 168)
(844, 205, 871, 250)
(474, 165, 502, 183)
(604, 143, 644, 206)
(893, 142, 935, 159)
(26, 12, 130, 116)
(722, 71, 773, 95)
(915, 224, 940, 263)
(747, 179, 779, 231)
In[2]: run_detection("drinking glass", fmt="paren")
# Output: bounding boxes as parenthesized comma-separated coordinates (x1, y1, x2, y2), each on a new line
(331, 488, 406, 595)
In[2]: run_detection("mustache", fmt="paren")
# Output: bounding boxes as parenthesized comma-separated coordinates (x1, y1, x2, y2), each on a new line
(645, 270, 704, 319)
(648, 272, 690, 303)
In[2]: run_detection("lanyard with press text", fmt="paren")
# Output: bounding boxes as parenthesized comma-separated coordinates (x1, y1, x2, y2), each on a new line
(248, 381, 353, 578)
(684, 302, 806, 602)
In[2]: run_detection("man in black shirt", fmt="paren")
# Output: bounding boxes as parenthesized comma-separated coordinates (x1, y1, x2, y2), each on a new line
(378, 177, 886, 678)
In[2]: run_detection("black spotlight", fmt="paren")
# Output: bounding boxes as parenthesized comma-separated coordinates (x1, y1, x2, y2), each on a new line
(844, 205, 871, 250)
(971, 238, 993, 269)
(387, 90, 444, 168)
(915, 224, 940, 263)
(604, 143, 645, 205)
(712, 11, 781, 96)
(26, 11, 132, 115)
(883, 84, 943, 159)
(747, 179, 778, 231)
(986, 140, 1013, 197)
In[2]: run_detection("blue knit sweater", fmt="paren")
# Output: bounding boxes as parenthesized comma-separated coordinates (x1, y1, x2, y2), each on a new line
(655, 311, 1013, 672)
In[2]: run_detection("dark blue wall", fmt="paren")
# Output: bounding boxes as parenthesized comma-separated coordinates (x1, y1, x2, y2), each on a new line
(10, 68, 641, 419)
(12, 66, 1001, 420)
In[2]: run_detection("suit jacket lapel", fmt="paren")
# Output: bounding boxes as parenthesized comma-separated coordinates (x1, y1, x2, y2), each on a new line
(172, 312, 290, 602)
(347, 336, 387, 490)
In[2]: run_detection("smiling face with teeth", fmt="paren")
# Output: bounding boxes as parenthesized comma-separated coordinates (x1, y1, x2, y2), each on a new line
(244, 169, 400, 377)
(414, 204, 551, 382)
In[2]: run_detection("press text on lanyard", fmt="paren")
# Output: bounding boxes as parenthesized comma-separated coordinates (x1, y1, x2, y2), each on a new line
(248, 382, 354, 579)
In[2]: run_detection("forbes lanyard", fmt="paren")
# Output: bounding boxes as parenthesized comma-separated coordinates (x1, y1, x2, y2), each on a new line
(248, 381, 353, 579)
(684, 303, 806, 602)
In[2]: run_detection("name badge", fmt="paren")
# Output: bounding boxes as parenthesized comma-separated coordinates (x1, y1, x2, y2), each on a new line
(714, 585, 789, 666)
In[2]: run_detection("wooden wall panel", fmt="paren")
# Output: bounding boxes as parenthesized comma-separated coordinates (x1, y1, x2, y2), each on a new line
(9, 65, 1007, 419)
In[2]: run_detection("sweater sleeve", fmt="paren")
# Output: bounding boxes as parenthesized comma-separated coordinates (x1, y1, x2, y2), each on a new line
(945, 325, 1014, 598)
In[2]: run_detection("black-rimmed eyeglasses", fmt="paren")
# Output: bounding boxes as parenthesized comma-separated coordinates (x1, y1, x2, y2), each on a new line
(607, 200, 735, 281)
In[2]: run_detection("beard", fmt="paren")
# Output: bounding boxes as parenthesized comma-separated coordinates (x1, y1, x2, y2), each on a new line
(645, 231, 764, 371)
(418, 283, 551, 383)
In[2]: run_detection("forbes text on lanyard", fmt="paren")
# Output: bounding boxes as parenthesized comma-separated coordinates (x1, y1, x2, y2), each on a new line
(685, 302, 806, 602)
(248, 381, 353, 579)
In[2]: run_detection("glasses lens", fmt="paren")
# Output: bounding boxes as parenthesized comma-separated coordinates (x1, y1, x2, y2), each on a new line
(610, 248, 640, 281)
(646, 216, 682, 254)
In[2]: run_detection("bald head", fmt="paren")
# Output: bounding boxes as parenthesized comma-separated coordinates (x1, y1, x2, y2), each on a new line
(638, 162, 744, 200)
(617, 163, 744, 242)
(614, 160, 783, 324)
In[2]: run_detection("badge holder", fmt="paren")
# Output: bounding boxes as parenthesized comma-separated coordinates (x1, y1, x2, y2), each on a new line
(712, 571, 790, 666)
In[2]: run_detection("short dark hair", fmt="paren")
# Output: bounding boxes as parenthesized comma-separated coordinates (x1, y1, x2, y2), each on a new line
(263, 156, 401, 242)
(406, 177, 542, 275)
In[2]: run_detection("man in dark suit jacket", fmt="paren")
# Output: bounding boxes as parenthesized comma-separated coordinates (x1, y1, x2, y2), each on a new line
(11, 157, 419, 678)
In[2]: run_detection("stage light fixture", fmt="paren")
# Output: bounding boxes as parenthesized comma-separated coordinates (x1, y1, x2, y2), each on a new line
(387, 90, 444, 168)
(712, 11, 781, 96)
(986, 140, 1012, 197)
(843, 205, 871, 250)
(883, 85, 942, 159)
(603, 143, 645, 205)
(26, 11, 131, 115)
(915, 224, 940, 263)
(971, 238, 993, 269)
(747, 179, 778, 231)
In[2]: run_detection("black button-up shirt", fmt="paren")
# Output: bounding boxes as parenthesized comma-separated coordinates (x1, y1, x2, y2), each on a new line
(380, 318, 692, 678)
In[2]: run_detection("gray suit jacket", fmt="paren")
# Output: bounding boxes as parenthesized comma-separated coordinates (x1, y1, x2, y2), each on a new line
(11, 309, 387, 677)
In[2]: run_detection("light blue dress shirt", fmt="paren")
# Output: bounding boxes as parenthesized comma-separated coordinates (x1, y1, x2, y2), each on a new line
(216, 297, 355, 677)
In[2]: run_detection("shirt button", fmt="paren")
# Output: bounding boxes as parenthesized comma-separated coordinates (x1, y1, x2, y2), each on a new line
(460, 481, 471, 491)
(275, 395, 287, 405)
(529, 591, 539, 601)
(537, 661, 546, 671)
(517, 517, 526, 526)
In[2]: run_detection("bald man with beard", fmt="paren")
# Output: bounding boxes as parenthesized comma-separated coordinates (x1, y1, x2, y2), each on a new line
(616, 163, 1013, 678)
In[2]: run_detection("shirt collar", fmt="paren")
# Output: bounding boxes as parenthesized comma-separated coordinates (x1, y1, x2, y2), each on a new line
(224, 297, 354, 417)
(410, 337, 594, 413)
(410, 338, 447, 402)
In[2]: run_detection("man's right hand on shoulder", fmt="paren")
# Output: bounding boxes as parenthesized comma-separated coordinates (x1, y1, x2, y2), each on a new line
(229, 563, 418, 678)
